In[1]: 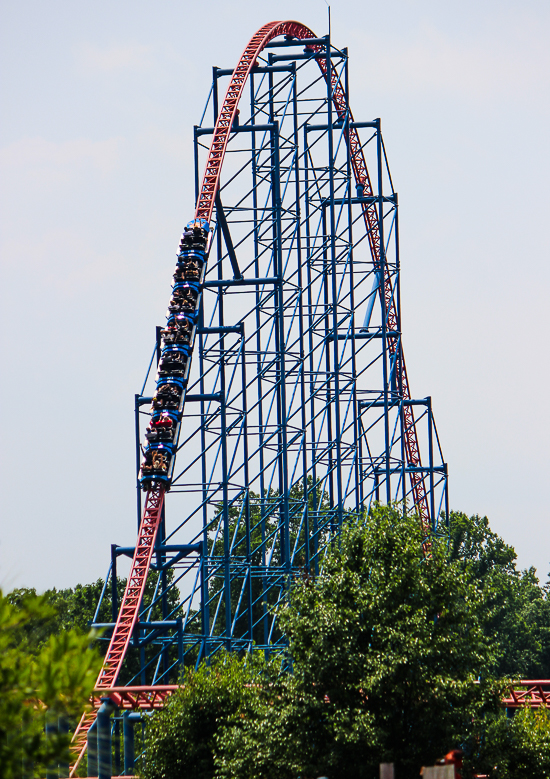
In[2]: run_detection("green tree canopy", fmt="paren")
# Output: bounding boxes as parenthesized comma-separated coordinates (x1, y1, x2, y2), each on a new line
(448, 511, 550, 678)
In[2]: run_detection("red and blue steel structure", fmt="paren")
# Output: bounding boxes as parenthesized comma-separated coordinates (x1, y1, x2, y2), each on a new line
(70, 20, 451, 773)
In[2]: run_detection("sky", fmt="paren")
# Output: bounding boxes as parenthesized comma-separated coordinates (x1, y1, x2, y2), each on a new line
(1, 0, 549, 592)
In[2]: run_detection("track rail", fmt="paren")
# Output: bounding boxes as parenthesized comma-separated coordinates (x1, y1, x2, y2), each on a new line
(195, 20, 430, 531)
(503, 680, 550, 708)
(70, 487, 164, 774)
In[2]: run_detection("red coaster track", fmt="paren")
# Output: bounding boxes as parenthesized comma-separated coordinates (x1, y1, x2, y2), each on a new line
(70, 487, 164, 773)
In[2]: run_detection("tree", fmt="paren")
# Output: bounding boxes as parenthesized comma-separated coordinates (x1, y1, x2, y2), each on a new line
(9, 568, 184, 686)
(472, 707, 550, 778)
(143, 653, 263, 779)
(217, 505, 503, 779)
(0, 589, 101, 779)
(448, 511, 550, 678)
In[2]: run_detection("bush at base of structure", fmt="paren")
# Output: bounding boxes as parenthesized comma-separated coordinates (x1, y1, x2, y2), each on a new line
(143, 653, 265, 779)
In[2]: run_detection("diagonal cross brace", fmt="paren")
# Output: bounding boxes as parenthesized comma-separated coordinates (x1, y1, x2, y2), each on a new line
(215, 192, 242, 280)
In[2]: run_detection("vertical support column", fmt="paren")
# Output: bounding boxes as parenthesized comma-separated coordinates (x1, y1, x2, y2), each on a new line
(343, 48, 361, 518)
(97, 698, 115, 779)
(238, 323, 253, 647)
(427, 397, 436, 527)
(274, 120, 291, 574)
(288, 59, 309, 572)
(444, 463, 450, 528)
(326, 30, 344, 531)
(111, 544, 118, 624)
(267, 57, 290, 579)
(198, 231, 209, 662)
(303, 122, 320, 575)
(114, 716, 121, 777)
(87, 719, 98, 778)
(134, 394, 142, 529)
(221, 376, 231, 649)
(155, 325, 162, 367)
(58, 717, 69, 778)
(195, 76, 214, 655)
(375, 117, 391, 503)
(123, 711, 136, 775)
(193, 125, 200, 205)
(393, 197, 406, 512)
(400, 401, 407, 511)
(177, 616, 184, 666)
(156, 504, 168, 679)
(249, 71, 269, 653)
(322, 201, 336, 527)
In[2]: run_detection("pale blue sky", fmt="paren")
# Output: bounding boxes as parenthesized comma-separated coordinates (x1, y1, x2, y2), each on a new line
(1, 0, 549, 591)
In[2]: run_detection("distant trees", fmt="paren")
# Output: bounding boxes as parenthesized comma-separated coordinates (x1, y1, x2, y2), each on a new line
(206, 478, 333, 646)
(448, 510, 550, 679)
(9, 568, 182, 685)
(0, 589, 101, 779)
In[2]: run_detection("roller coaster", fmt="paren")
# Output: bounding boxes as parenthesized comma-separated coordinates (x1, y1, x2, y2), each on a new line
(70, 19, 450, 774)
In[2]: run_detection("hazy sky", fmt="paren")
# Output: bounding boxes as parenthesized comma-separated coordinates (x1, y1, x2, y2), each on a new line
(1, 0, 549, 592)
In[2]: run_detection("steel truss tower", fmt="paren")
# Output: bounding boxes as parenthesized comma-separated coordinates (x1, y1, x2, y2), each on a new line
(71, 20, 448, 772)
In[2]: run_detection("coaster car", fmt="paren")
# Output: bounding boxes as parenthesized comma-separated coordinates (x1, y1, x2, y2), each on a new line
(167, 282, 200, 315)
(145, 411, 176, 443)
(139, 442, 173, 489)
(161, 315, 193, 347)
(179, 219, 210, 252)
(158, 345, 190, 377)
(152, 380, 183, 410)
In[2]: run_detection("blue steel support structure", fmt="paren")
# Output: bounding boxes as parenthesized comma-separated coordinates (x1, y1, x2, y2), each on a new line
(92, 22, 448, 691)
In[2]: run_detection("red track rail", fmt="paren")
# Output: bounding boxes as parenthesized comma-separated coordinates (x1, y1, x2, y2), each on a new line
(195, 20, 430, 533)
(89, 685, 178, 710)
(70, 487, 164, 775)
(503, 680, 550, 708)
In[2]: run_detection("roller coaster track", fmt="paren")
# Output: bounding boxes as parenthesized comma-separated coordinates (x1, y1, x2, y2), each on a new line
(71, 19, 431, 770)
(70, 487, 164, 773)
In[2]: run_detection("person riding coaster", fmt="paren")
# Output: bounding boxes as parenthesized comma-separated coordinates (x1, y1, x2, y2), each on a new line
(167, 284, 199, 314)
(173, 256, 204, 283)
(152, 381, 183, 410)
(140, 443, 172, 476)
(145, 411, 175, 443)
(178, 218, 209, 252)
(158, 346, 190, 376)
(161, 315, 193, 346)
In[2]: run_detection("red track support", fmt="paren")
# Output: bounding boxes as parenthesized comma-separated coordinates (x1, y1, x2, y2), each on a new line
(502, 680, 550, 708)
(90, 685, 178, 710)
